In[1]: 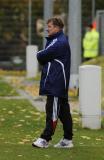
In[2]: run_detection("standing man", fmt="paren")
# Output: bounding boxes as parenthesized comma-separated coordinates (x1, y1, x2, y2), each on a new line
(32, 17, 73, 148)
(83, 24, 99, 61)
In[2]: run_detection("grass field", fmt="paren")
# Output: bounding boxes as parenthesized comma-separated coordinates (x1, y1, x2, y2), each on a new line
(0, 80, 18, 96)
(0, 56, 104, 160)
(0, 99, 104, 160)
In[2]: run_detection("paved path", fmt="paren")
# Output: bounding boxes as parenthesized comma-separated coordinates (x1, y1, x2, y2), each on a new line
(0, 96, 25, 99)
(17, 88, 79, 112)
(2, 76, 79, 112)
(2, 76, 104, 116)
(17, 88, 46, 112)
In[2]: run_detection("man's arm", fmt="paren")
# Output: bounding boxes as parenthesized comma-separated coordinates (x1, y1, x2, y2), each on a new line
(37, 39, 65, 64)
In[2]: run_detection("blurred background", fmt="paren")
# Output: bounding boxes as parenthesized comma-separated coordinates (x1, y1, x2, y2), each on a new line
(0, 0, 104, 70)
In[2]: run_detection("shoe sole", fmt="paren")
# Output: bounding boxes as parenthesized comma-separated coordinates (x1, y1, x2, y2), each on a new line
(32, 143, 48, 148)
(54, 145, 74, 148)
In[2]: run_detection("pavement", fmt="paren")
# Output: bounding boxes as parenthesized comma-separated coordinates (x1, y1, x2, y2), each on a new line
(3, 76, 79, 113)
(17, 88, 79, 113)
(3, 76, 104, 115)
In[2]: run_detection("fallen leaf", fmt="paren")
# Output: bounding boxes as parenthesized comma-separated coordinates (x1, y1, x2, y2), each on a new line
(81, 136, 91, 140)
(96, 138, 102, 141)
(18, 155, 23, 157)
(8, 111, 14, 114)
(18, 142, 25, 144)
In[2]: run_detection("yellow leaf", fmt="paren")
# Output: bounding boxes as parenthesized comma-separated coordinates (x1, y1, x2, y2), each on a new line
(81, 136, 91, 140)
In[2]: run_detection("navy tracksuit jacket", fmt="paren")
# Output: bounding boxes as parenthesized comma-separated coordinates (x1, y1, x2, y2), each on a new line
(37, 31, 71, 98)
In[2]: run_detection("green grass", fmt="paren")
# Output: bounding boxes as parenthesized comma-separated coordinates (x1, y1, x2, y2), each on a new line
(0, 59, 104, 160)
(0, 80, 18, 96)
(0, 99, 104, 160)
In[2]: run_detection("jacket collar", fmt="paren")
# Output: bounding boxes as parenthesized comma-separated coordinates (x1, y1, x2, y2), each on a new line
(46, 30, 63, 40)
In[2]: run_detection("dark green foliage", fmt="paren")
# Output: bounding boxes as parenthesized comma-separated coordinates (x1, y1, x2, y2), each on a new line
(0, 0, 104, 64)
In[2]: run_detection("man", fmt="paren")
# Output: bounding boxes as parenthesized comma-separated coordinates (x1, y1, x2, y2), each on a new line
(83, 24, 99, 61)
(32, 17, 73, 148)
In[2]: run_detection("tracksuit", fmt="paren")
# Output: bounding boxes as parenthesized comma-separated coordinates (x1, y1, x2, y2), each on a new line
(36, 31, 73, 141)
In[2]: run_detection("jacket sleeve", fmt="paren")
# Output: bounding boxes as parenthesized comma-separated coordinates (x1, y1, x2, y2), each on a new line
(37, 39, 65, 64)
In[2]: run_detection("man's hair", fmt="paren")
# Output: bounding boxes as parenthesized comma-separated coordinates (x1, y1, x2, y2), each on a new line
(47, 17, 64, 29)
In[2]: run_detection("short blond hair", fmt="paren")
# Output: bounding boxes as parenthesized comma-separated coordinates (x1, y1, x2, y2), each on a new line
(47, 17, 64, 29)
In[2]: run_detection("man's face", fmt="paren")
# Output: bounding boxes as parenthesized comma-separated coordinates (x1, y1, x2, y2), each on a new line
(47, 22, 60, 37)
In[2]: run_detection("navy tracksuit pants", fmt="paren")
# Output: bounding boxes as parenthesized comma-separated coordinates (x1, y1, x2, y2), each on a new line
(40, 96, 73, 141)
